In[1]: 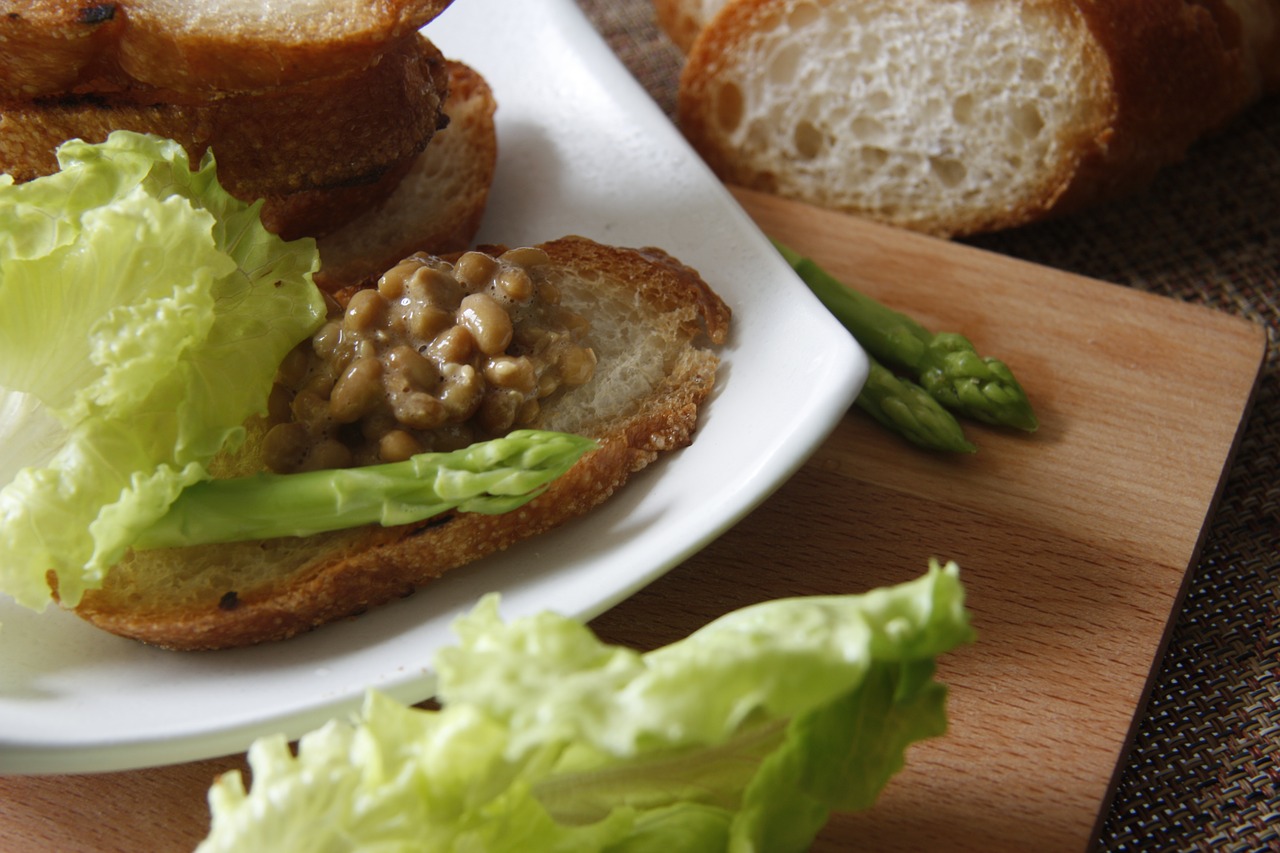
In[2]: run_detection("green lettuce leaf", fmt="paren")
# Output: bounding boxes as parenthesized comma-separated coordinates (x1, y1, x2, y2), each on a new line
(0, 131, 325, 610)
(199, 560, 974, 852)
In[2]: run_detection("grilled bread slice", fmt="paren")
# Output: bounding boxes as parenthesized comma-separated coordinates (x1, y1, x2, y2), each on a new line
(673, 0, 1280, 237)
(0, 33, 451, 240)
(0, 0, 454, 98)
(314, 59, 498, 288)
(72, 236, 731, 650)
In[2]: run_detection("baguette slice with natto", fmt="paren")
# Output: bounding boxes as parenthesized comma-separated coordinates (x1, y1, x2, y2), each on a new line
(73, 236, 731, 651)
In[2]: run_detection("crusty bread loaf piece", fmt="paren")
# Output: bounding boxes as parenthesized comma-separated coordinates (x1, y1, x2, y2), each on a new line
(0, 0, 454, 98)
(73, 237, 731, 651)
(675, 0, 1280, 237)
(661, 0, 1280, 84)
(314, 60, 498, 289)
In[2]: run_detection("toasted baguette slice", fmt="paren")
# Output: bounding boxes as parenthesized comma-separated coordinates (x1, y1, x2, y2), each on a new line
(0, 0, 454, 98)
(0, 33, 448, 206)
(313, 60, 498, 289)
(677, 0, 1280, 237)
(73, 237, 731, 651)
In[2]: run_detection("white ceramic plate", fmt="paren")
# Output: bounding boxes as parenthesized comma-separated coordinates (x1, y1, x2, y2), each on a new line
(0, 0, 866, 774)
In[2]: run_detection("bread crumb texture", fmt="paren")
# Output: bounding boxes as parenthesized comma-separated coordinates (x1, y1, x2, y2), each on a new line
(680, 0, 1108, 235)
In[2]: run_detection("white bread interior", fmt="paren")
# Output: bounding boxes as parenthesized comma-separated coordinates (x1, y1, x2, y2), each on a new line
(674, 0, 1280, 237)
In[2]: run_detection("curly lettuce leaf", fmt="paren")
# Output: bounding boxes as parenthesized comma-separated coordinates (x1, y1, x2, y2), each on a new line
(0, 131, 325, 610)
(199, 561, 974, 852)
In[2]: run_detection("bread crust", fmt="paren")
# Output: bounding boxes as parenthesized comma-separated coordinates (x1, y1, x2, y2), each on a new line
(314, 60, 499, 288)
(0, 0, 454, 98)
(0, 33, 449, 203)
(677, 0, 1278, 237)
(258, 151, 422, 242)
(655, 0, 712, 53)
(72, 237, 730, 650)
(1053, 0, 1265, 215)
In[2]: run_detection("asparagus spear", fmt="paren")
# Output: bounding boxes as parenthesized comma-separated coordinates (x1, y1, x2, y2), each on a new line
(134, 430, 597, 549)
(857, 358, 976, 453)
(774, 241, 1038, 433)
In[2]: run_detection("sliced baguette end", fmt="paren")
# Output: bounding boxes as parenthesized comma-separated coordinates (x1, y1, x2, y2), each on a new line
(677, 0, 1272, 237)
(678, 0, 1116, 237)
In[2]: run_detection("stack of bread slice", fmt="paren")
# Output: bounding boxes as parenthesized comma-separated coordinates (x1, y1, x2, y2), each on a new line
(0, 0, 497, 285)
(660, 0, 1280, 237)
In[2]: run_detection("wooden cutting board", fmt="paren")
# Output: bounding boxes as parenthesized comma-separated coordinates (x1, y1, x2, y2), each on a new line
(0, 189, 1265, 852)
(596, 188, 1268, 851)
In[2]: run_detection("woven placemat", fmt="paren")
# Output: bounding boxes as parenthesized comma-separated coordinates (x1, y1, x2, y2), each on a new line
(574, 1, 1280, 849)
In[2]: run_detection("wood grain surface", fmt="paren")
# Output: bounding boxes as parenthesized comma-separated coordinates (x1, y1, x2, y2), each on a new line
(0, 189, 1266, 852)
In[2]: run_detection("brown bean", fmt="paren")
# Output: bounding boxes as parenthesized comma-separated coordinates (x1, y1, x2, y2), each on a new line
(430, 325, 475, 366)
(385, 345, 438, 391)
(438, 363, 483, 420)
(512, 323, 546, 351)
(454, 251, 498, 289)
(406, 266, 462, 311)
(261, 422, 310, 473)
(392, 391, 448, 430)
(499, 246, 550, 268)
(303, 439, 353, 471)
(379, 429, 423, 463)
(494, 267, 534, 302)
(302, 365, 339, 399)
(531, 328, 564, 357)
(310, 321, 343, 360)
(459, 293, 513, 356)
(291, 389, 331, 427)
(329, 357, 384, 423)
(343, 288, 385, 332)
(558, 345, 597, 386)
(536, 372, 560, 398)
(376, 260, 419, 300)
(483, 355, 537, 394)
(407, 305, 453, 341)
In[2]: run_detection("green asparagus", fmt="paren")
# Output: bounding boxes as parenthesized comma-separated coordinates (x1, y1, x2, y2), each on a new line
(917, 333, 1037, 430)
(774, 241, 1038, 436)
(857, 358, 976, 453)
(133, 430, 597, 549)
